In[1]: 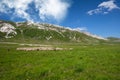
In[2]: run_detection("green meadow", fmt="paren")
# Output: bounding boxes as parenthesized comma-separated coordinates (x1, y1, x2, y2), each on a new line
(0, 43, 120, 80)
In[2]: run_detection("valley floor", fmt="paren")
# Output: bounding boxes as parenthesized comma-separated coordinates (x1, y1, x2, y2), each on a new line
(0, 42, 120, 80)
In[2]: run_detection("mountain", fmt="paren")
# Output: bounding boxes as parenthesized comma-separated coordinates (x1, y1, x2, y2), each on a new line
(107, 37, 120, 42)
(0, 20, 107, 44)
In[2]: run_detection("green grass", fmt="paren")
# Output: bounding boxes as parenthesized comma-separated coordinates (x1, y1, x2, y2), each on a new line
(0, 43, 120, 80)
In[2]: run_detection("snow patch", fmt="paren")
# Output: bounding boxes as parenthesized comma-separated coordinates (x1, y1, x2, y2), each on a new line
(46, 36, 52, 40)
(38, 25, 45, 30)
(0, 23, 17, 38)
(66, 27, 107, 40)
(83, 31, 107, 40)
(15, 22, 107, 40)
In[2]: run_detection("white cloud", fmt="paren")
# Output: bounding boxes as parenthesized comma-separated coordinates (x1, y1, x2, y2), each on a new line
(98, 0, 119, 11)
(0, 0, 71, 22)
(87, 0, 120, 15)
(0, 0, 33, 21)
(35, 0, 70, 21)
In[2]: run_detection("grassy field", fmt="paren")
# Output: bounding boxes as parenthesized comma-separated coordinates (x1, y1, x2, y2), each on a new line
(0, 43, 120, 80)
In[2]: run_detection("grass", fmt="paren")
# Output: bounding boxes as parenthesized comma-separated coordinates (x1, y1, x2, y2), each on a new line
(0, 43, 120, 80)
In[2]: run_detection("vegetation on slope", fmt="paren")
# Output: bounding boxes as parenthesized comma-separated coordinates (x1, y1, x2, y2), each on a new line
(0, 43, 120, 80)
(0, 20, 106, 44)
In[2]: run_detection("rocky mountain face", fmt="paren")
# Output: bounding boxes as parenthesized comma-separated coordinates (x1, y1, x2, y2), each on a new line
(0, 20, 107, 43)
(0, 21, 17, 38)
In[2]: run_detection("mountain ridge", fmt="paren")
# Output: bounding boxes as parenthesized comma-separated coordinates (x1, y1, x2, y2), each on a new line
(0, 20, 107, 44)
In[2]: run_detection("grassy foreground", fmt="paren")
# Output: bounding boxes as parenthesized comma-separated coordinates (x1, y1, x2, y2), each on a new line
(0, 43, 120, 80)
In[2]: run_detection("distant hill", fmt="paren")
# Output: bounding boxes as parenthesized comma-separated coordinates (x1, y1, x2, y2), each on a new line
(107, 37, 120, 42)
(0, 20, 107, 44)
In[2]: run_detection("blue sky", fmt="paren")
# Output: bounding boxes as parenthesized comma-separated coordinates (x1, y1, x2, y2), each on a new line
(0, 0, 120, 38)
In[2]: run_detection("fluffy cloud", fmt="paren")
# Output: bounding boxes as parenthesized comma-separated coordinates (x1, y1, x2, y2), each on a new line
(87, 0, 120, 15)
(0, 0, 33, 21)
(0, 0, 71, 22)
(35, 0, 70, 21)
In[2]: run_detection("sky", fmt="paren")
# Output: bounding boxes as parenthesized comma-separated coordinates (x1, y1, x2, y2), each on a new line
(0, 0, 120, 38)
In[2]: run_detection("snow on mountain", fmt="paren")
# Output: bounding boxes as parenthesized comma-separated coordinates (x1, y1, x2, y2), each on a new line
(82, 31, 107, 40)
(0, 20, 107, 40)
(65, 27, 107, 40)
(21, 21, 107, 40)
(0, 23, 17, 38)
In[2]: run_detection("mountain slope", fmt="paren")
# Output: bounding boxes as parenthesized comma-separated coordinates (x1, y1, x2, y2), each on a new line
(0, 20, 107, 44)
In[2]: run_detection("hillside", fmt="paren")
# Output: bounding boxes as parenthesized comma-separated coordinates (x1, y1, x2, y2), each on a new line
(0, 20, 107, 44)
